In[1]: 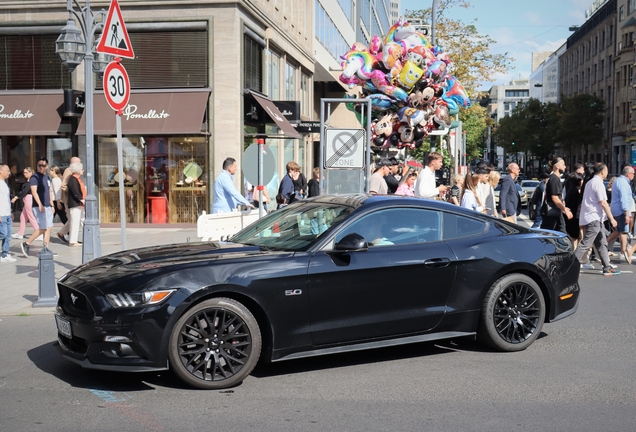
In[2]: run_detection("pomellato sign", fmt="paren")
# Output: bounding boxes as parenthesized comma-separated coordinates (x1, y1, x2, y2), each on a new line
(0, 104, 35, 119)
(122, 104, 170, 121)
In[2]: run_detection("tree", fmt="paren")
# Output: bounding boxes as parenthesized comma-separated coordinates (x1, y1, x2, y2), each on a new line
(405, 0, 513, 97)
(459, 104, 493, 162)
(556, 94, 604, 157)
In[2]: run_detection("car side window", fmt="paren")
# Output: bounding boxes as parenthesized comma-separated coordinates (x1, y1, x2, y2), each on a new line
(334, 208, 442, 247)
(442, 212, 487, 240)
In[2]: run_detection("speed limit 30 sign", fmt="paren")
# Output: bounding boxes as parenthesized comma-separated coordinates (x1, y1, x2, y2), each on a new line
(103, 60, 130, 113)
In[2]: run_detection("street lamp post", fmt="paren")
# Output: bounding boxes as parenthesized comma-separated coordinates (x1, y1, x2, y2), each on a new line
(56, 0, 111, 263)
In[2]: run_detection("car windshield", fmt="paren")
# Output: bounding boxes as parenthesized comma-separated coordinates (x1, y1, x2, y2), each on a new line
(522, 181, 539, 188)
(230, 201, 355, 251)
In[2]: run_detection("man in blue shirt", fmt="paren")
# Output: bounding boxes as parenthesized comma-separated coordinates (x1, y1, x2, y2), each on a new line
(212, 158, 254, 214)
(607, 165, 635, 264)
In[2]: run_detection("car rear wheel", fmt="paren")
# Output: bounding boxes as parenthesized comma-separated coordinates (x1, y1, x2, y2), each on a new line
(169, 297, 262, 389)
(478, 274, 545, 352)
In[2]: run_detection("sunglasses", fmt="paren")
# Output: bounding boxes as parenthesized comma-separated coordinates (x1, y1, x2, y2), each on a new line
(37, 164, 47, 168)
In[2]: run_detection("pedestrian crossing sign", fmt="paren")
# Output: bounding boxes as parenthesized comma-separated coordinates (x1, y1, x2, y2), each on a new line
(95, 0, 135, 59)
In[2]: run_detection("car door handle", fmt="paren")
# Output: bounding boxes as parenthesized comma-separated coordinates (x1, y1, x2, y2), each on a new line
(424, 258, 451, 268)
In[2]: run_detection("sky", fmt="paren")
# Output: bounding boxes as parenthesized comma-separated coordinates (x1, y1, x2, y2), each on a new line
(401, 0, 593, 89)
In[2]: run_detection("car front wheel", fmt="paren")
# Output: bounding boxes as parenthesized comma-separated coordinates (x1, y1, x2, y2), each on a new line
(169, 297, 262, 389)
(478, 274, 545, 352)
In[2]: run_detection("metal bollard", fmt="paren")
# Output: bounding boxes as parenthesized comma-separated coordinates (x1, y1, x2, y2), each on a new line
(33, 242, 58, 307)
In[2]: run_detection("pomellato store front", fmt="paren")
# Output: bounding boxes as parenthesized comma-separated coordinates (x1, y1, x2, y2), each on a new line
(76, 88, 211, 225)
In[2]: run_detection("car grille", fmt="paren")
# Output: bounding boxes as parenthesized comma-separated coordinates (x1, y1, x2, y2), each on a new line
(58, 283, 95, 319)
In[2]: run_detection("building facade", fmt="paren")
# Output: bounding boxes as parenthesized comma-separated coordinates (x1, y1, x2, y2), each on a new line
(615, 0, 636, 169)
(0, 0, 313, 224)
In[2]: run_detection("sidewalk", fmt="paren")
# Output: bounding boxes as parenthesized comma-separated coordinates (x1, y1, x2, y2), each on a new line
(0, 224, 198, 316)
(0, 213, 536, 317)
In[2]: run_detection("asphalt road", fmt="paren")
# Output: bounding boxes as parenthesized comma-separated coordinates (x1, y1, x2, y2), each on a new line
(1, 270, 635, 432)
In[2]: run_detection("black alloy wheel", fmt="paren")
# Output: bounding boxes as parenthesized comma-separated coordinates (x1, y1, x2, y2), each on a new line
(168, 298, 262, 389)
(478, 274, 545, 352)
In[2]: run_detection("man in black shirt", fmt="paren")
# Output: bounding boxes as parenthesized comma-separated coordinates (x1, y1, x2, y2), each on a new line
(385, 158, 401, 194)
(541, 157, 573, 232)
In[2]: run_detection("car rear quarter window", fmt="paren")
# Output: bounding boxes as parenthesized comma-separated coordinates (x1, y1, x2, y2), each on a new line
(442, 212, 487, 240)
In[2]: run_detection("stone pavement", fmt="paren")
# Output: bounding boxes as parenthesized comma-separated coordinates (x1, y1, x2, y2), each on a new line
(0, 213, 536, 317)
(0, 223, 198, 316)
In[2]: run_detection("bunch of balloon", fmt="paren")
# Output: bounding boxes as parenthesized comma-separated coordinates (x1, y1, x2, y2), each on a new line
(340, 20, 471, 152)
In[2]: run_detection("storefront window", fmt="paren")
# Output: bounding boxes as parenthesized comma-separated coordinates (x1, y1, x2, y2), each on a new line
(96, 136, 208, 224)
(265, 139, 285, 201)
(169, 137, 208, 223)
(283, 138, 294, 168)
(98, 137, 145, 224)
(47, 138, 73, 172)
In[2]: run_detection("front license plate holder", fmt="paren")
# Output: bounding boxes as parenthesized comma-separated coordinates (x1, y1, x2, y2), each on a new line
(56, 315, 72, 338)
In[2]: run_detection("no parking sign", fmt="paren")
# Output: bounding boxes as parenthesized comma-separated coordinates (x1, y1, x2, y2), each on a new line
(324, 129, 365, 169)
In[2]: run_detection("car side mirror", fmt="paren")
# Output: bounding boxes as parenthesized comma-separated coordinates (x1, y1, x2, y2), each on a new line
(333, 233, 369, 252)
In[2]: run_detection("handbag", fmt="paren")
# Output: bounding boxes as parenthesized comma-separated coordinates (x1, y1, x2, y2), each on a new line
(545, 201, 562, 218)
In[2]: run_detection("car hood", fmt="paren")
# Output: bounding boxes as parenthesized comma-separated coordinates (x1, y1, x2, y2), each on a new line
(60, 241, 276, 288)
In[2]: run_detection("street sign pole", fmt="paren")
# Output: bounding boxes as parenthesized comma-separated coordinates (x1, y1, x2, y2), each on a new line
(103, 58, 131, 249)
(116, 114, 126, 250)
(257, 138, 264, 218)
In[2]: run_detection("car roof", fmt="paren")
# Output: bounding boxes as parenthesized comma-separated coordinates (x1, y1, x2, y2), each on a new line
(307, 194, 502, 218)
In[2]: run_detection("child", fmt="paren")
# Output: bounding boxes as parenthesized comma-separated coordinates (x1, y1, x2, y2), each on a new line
(276, 193, 287, 210)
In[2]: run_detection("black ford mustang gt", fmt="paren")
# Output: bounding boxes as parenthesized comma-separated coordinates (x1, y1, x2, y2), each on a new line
(55, 195, 580, 389)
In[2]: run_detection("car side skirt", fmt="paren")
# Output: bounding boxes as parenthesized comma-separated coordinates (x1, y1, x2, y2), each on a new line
(271, 331, 475, 362)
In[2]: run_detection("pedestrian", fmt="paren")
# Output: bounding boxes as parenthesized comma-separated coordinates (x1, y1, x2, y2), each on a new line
(605, 165, 635, 264)
(540, 156, 573, 232)
(278, 161, 301, 206)
(49, 165, 68, 225)
(499, 163, 521, 223)
(531, 172, 549, 228)
(574, 163, 619, 276)
(414, 152, 449, 199)
(212, 157, 254, 214)
(564, 172, 584, 250)
(10, 166, 39, 240)
(20, 157, 56, 257)
(474, 163, 491, 208)
(292, 166, 308, 200)
(307, 167, 321, 198)
(66, 162, 86, 247)
(252, 184, 271, 212)
(485, 169, 500, 217)
(369, 158, 391, 195)
(448, 173, 465, 205)
(395, 170, 418, 196)
(275, 193, 287, 209)
(460, 173, 484, 213)
(57, 156, 81, 244)
(0, 164, 17, 262)
(385, 158, 401, 194)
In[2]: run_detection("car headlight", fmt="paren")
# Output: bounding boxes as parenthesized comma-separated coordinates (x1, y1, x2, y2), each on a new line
(105, 289, 176, 308)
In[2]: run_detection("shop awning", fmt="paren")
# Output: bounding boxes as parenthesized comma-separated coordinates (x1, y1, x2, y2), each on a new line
(246, 90, 301, 139)
(77, 89, 210, 135)
(0, 92, 64, 135)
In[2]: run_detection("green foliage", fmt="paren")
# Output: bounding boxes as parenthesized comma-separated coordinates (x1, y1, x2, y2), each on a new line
(493, 94, 604, 162)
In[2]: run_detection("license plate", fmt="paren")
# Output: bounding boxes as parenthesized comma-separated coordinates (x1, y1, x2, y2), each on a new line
(56, 315, 72, 338)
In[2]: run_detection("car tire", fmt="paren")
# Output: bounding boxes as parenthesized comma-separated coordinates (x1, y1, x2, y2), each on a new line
(529, 202, 536, 220)
(168, 297, 262, 389)
(478, 274, 545, 352)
